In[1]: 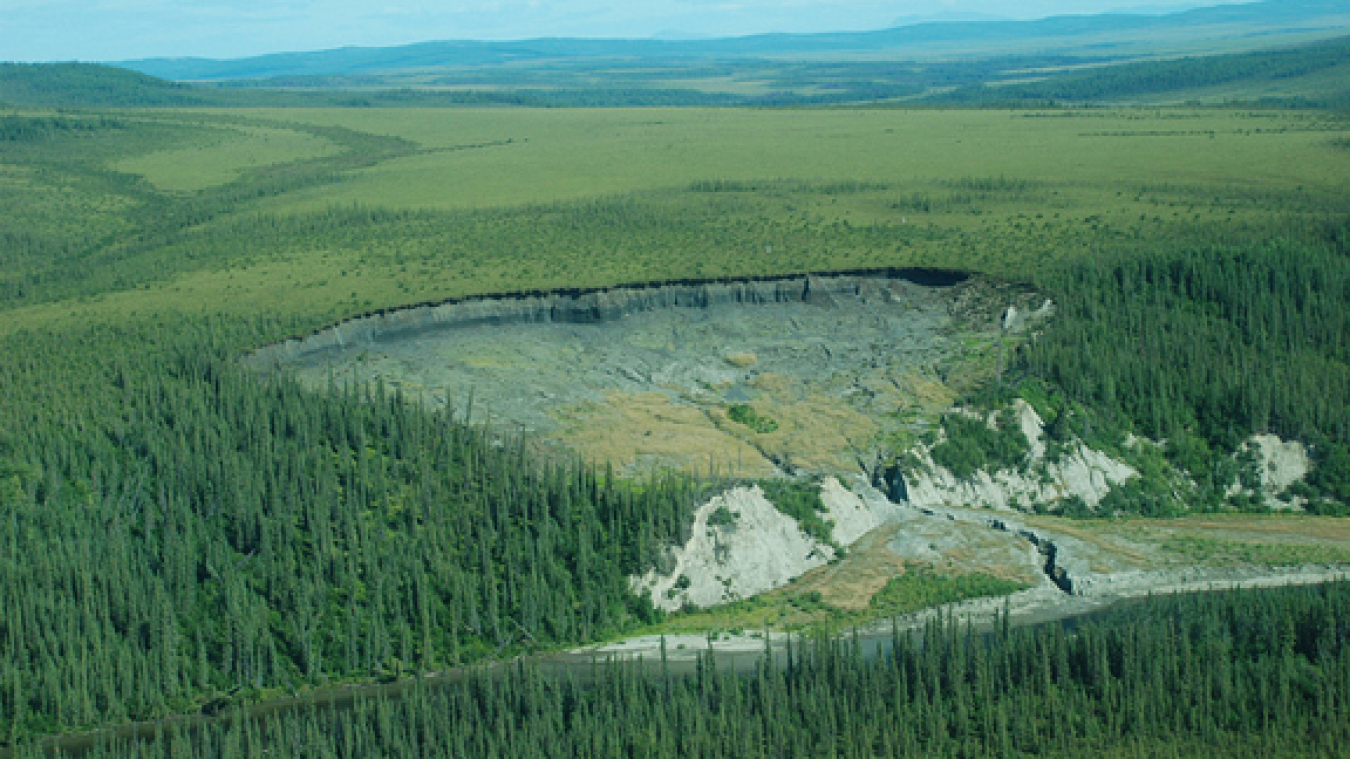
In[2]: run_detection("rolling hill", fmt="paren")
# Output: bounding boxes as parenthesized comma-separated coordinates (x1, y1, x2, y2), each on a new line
(932, 32, 1350, 107)
(0, 62, 204, 107)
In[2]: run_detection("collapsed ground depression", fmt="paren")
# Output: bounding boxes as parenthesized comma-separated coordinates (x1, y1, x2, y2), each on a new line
(249, 270, 1038, 478)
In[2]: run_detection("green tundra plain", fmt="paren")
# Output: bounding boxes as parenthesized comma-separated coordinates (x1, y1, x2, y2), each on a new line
(7, 106, 1347, 329)
(3, 18, 1350, 756)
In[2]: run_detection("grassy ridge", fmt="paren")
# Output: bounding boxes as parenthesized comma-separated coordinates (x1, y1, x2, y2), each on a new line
(0, 63, 202, 108)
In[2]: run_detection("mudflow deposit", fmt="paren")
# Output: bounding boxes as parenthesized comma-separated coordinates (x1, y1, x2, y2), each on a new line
(250, 272, 1347, 625)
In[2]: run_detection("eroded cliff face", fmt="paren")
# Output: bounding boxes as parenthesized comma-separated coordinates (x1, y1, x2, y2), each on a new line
(630, 474, 1119, 613)
(246, 270, 968, 368)
(632, 485, 836, 611)
(634, 477, 917, 612)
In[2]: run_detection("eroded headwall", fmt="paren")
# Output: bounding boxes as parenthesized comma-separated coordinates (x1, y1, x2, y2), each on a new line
(245, 269, 968, 368)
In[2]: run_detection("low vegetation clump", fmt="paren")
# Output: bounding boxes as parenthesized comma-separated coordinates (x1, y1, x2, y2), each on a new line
(757, 478, 833, 546)
(930, 410, 1031, 480)
(726, 403, 779, 433)
(868, 566, 1029, 618)
(706, 504, 739, 527)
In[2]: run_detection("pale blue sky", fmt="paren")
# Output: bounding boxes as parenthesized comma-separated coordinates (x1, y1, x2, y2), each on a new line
(0, 0, 1248, 62)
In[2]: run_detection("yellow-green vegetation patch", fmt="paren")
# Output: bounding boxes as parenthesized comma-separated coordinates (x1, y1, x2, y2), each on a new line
(710, 388, 884, 474)
(113, 123, 339, 192)
(1131, 515, 1350, 566)
(646, 561, 1029, 636)
(783, 524, 916, 611)
(260, 108, 1350, 213)
(1159, 535, 1350, 567)
(567, 358, 883, 477)
(723, 352, 758, 368)
(555, 391, 778, 478)
(1024, 514, 1350, 570)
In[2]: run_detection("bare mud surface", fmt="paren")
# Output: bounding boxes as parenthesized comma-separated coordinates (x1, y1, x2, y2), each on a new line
(276, 274, 1023, 476)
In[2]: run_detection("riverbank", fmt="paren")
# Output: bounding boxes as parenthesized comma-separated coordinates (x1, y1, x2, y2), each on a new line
(570, 563, 1350, 664)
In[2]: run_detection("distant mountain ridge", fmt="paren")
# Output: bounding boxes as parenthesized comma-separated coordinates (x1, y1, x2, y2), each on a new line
(7, 31, 1349, 110)
(119, 0, 1350, 82)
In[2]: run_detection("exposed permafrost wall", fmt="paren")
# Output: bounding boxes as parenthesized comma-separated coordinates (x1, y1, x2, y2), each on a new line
(245, 268, 968, 368)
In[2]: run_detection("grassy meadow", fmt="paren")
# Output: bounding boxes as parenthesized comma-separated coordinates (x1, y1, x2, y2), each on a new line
(5, 106, 1347, 334)
(259, 107, 1350, 211)
(111, 120, 340, 192)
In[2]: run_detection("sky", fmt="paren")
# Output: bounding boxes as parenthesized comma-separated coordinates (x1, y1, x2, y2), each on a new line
(0, 0, 1253, 63)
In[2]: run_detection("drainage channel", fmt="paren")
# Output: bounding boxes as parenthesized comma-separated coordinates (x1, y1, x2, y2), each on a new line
(907, 509, 1077, 595)
(986, 517, 1075, 594)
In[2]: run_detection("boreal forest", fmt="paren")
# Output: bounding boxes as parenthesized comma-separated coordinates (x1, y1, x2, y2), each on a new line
(2, 1, 1350, 755)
